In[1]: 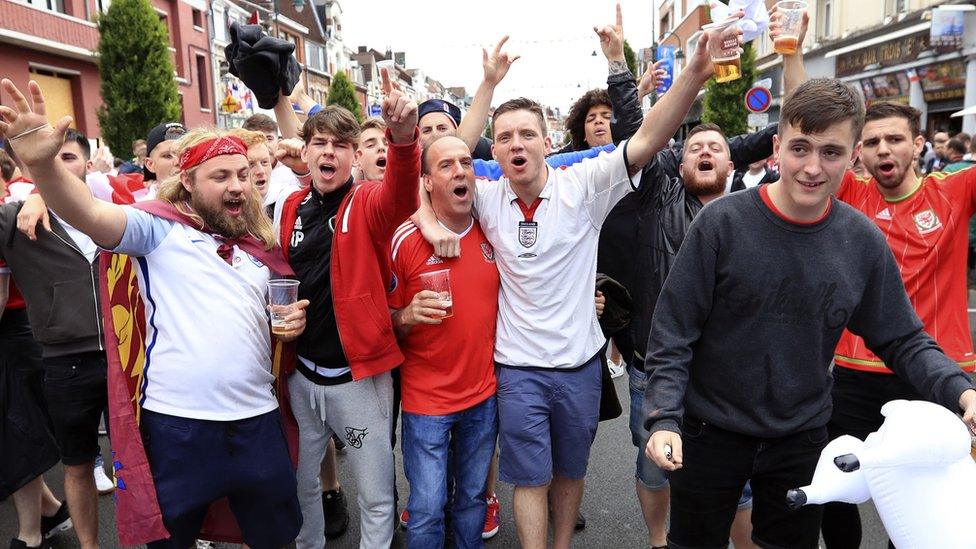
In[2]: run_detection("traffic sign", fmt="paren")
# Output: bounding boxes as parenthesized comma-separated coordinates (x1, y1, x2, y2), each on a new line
(754, 78, 773, 90)
(745, 86, 772, 114)
(747, 113, 769, 128)
(369, 104, 382, 117)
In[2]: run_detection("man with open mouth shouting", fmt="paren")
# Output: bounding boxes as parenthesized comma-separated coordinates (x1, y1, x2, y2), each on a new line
(0, 78, 311, 549)
(270, 67, 420, 549)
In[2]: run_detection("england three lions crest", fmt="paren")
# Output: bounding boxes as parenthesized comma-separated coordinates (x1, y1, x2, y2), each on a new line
(518, 221, 537, 248)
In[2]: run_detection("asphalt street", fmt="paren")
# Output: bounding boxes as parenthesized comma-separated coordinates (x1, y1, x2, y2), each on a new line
(0, 373, 889, 548)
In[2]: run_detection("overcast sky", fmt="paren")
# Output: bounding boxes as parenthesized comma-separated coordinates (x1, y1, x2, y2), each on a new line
(339, 0, 659, 113)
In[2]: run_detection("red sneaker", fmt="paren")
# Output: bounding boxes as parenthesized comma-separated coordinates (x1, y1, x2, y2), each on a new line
(482, 495, 500, 539)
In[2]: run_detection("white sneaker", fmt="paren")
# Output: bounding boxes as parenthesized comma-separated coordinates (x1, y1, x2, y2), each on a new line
(194, 541, 216, 549)
(93, 463, 115, 494)
(608, 357, 626, 378)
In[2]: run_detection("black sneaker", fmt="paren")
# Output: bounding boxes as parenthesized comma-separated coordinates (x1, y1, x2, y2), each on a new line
(322, 489, 350, 539)
(574, 511, 586, 532)
(9, 538, 44, 549)
(40, 501, 72, 539)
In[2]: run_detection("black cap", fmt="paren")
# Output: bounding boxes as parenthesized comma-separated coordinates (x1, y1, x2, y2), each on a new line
(418, 99, 461, 128)
(144, 122, 186, 180)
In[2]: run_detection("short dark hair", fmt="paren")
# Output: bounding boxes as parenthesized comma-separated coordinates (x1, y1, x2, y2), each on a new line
(63, 128, 91, 160)
(0, 148, 14, 182)
(865, 102, 921, 137)
(947, 137, 967, 157)
(954, 131, 971, 144)
(686, 123, 730, 148)
(565, 89, 611, 151)
(781, 78, 865, 143)
(243, 113, 279, 134)
(300, 105, 361, 145)
(491, 97, 547, 137)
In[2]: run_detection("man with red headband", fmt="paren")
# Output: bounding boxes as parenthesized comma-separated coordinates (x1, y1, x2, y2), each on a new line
(0, 78, 311, 549)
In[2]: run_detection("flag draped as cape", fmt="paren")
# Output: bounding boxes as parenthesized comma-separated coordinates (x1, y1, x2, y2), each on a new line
(100, 200, 299, 546)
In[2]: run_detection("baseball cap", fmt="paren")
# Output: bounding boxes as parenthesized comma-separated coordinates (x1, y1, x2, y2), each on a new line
(144, 122, 187, 180)
(418, 99, 461, 128)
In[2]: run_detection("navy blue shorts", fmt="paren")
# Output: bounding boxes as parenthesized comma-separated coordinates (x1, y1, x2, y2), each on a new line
(141, 409, 301, 549)
(496, 353, 602, 486)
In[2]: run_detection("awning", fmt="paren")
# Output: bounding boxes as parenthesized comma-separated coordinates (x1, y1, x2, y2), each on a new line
(825, 22, 931, 59)
(951, 105, 976, 118)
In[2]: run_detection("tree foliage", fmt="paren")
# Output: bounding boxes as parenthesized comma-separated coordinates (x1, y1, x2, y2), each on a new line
(96, 0, 182, 153)
(623, 39, 638, 80)
(702, 41, 757, 137)
(327, 72, 363, 122)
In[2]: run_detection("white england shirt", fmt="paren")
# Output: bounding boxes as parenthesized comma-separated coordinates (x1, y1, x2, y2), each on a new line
(473, 142, 639, 369)
(113, 208, 279, 420)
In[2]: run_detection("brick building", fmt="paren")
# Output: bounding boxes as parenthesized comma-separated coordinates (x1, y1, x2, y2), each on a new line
(0, 0, 215, 143)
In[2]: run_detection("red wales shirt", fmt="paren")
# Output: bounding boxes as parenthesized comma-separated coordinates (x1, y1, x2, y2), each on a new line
(389, 219, 499, 415)
(835, 167, 976, 373)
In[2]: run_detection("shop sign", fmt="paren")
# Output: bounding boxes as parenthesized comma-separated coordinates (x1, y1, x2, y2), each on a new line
(836, 32, 930, 77)
(918, 60, 966, 102)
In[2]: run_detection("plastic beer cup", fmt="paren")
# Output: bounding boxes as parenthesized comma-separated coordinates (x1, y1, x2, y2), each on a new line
(419, 269, 453, 318)
(702, 18, 742, 84)
(268, 279, 300, 335)
(774, 1, 807, 55)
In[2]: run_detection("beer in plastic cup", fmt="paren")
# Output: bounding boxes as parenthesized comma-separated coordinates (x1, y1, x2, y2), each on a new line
(268, 279, 300, 335)
(702, 18, 742, 84)
(971, 436, 976, 462)
(774, 1, 807, 55)
(419, 269, 453, 319)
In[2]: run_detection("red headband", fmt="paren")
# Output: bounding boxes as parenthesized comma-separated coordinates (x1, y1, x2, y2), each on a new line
(178, 136, 248, 171)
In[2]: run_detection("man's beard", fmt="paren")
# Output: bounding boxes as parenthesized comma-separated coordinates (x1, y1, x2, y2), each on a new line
(191, 193, 248, 238)
(683, 173, 727, 197)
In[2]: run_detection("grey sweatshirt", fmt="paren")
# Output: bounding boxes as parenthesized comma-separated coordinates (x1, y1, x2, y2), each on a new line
(643, 187, 974, 438)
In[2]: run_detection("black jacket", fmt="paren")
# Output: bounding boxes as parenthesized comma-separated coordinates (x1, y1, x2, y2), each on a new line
(0, 203, 104, 358)
(598, 72, 779, 365)
(731, 168, 779, 192)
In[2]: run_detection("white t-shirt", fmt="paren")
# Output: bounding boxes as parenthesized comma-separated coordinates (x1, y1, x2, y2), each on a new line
(741, 169, 767, 189)
(473, 143, 639, 369)
(112, 208, 278, 421)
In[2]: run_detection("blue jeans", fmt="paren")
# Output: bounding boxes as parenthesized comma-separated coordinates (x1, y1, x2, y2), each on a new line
(402, 396, 498, 549)
(628, 364, 669, 490)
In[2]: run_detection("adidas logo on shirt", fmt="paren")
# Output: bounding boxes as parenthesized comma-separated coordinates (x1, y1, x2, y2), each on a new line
(425, 255, 444, 265)
(875, 208, 892, 221)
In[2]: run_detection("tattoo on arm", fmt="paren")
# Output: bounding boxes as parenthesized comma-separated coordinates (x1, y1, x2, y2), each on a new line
(609, 59, 630, 76)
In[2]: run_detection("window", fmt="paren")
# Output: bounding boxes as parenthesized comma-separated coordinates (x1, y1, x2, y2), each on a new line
(96, 0, 111, 14)
(196, 54, 210, 110)
(192, 8, 203, 29)
(305, 42, 326, 72)
(213, 8, 228, 42)
(23, 0, 66, 14)
(884, 0, 908, 17)
(818, 0, 832, 39)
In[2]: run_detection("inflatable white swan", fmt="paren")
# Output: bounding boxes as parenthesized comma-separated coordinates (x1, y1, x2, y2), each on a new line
(786, 400, 976, 549)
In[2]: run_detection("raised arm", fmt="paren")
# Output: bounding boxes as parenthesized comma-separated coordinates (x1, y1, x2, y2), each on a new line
(456, 36, 520, 152)
(0, 80, 127, 248)
(605, 21, 736, 173)
(365, 68, 420, 240)
(596, 3, 644, 143)
(274, 89, 303, 141)
(769, 3, 809, 96)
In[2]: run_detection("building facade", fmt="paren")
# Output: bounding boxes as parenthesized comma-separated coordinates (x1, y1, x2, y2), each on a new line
(0, 0, 216, 142)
